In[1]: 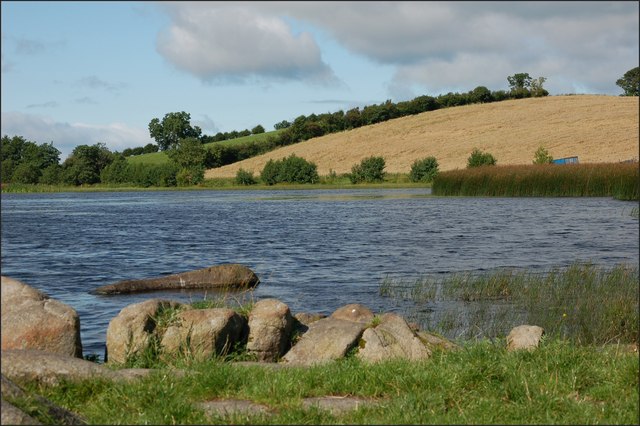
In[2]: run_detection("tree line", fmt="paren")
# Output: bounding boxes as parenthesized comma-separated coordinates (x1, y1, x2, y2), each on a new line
(2, 72, 553, 187)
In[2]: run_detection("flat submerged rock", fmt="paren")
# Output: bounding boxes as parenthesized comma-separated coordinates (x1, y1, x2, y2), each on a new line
(90, 264, 260, 295)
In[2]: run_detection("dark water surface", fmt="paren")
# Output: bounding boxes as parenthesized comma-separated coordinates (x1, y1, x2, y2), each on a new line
(2, 188, 638, 356)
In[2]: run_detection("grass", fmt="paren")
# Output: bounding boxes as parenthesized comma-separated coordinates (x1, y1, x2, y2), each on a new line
(8, 340, 638, 424)
(126, 130, 285, 166)
(379, 263, 639, 345)
(431, 162, 639, 200)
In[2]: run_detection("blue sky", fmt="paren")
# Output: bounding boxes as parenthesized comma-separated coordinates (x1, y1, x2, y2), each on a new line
(2, 1, 638, 160)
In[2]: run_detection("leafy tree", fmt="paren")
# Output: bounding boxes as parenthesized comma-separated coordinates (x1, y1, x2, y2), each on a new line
(143, 143, 159, 154)
(11, 162, 41, 184)
(469, 86, 493, 104)
(533, 146, 554, 164)
(176, 166, 204, 186)
(166, 137, 207, 169)
(507, 73, 533, 92)
(274, 120, 291, 130)
(467, 148, 497, 168)
(350, 156, 386, 183)
(235, 168, 257, 185)
(100, 155, 130, 184)
(251, 125, 265, 135)
(259, 155, 319, 185)
(409, 156, 439, 183)
(530, 77, 548, 97)
(148, 111, 202, 151)
(39, 164, 62, 185)
(62, 143, 114, 185)
(616, 66, 639, 96)
(260, 159, 280, 185)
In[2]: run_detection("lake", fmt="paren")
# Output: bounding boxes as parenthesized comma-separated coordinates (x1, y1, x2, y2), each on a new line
(1, 188, 638, 357)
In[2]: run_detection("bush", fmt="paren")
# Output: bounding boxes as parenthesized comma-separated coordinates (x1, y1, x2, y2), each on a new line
(409, 156, 439, 183)
(235, 168, 257, 185)
(350, 156, 386, 183)
(533, 146, 553, 164)
(467, 148, 497, 168)
(260, 155, 319, 185)
(251, 125, 265, 135)
(176, 166, 204, 186)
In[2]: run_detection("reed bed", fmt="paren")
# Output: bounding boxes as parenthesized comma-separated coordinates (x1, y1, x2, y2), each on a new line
(431, 162, 639, 200)
(380, 263, 639, 345)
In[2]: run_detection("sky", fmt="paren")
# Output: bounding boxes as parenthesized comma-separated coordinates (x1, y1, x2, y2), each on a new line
(1, 1, 638, 160)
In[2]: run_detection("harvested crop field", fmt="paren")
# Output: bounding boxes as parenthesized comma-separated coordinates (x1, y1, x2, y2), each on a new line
(205, 95, 639, 178)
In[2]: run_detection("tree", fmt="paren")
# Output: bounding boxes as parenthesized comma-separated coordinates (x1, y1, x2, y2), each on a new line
(507, 73, 533, 92)
(251, 124, 265, 134)
(467, 148, 497, 168)
(148, 111, 202, 151)
(274, 120, 291, 130)
(350, 156, 386, 183)
(533, 146, 553, 164)
(616, 67, 639, 96)
(166, 137, 207, 169)
(409, 157, 439, 183)
(530, 77, 548, 97)
(62, 143, 114, 185)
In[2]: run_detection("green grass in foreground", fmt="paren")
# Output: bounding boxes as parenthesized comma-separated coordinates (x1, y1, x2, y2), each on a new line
(380, 263, 639, 345)
(432, 162, 639, 200)
(12, 340, 639, 425)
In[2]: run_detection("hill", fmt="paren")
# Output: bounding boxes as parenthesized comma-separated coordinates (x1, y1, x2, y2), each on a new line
(204, 95, 639, 179)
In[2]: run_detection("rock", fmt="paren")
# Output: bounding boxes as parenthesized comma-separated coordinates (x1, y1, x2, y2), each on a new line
(246, 299, 293, 362)
(1, 350, 149, 387)
(90, 264, 260, 295)
(282, 318, 366, 366)
(1, 374, 86, 425)
(197, 399, 271, 418)
(106, 299, 186, 364)
(301, 396, 381, 415)
(160, 308, 245, 361)
(1, 276, 82, 358)
(357, 313, 431, 363)
(506, 325, 545, 352)
(330, 304, 375, 324)
(416, 331, 461, 352)
(294, 312, 327, 327)
(1, 399, 41, 425)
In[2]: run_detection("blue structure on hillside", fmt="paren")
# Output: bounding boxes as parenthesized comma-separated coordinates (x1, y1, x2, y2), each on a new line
(553, 156, 579, 165)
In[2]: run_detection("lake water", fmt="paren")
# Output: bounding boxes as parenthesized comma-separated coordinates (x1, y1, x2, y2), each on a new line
(1, 188, 638, 356)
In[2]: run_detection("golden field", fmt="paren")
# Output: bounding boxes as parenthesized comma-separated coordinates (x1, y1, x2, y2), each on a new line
(205, 95, 639, 179)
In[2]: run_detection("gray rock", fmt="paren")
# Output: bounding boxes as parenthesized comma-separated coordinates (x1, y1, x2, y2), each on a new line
(1, 350, 148, 387)
(330, 304, 375, 324)
(302, 396, 381, 415)
(246, 299, 293, 362)
(416, 331, 461, 352)
(507, 325, 545, 352)
(91, 264, 260, 295)
(197, 399, 270, 417)
(160, 308, 245, 360)
(106, 299, 185, 364)
(1, 398, 41, 425)
(281, 318, 366, 366)
(294, 312, 327, 327)
(1, 276, 82, 358)
(357, 313, 431, 363)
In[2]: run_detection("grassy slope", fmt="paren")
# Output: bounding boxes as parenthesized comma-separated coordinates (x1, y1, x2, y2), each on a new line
(205, 95, 639, 179)
(126, 130, 284, 166)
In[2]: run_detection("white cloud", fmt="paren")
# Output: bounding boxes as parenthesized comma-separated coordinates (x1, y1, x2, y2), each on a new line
(1, 112, 153, 160)
(156, 2, 338, 84)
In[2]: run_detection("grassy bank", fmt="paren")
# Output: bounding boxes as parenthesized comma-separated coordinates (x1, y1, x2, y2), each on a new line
(431, 162, 639, 200)
(11, 340, 638, 425)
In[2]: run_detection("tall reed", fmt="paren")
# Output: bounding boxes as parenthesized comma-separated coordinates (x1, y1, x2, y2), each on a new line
(432, 162, 639, 200)
(380, 263, 639, 345)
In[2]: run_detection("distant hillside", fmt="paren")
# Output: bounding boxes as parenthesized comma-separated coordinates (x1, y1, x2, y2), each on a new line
(205, 95, 639, 179)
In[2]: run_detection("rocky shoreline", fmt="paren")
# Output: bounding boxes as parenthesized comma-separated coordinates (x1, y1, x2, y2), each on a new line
(2, 271, 548, 424)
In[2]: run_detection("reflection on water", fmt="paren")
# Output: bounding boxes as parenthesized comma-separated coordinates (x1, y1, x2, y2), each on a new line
(1, 188, 638, 356)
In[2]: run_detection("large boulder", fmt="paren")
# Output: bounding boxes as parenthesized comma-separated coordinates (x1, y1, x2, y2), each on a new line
(91, 264, 260, 295)
(106, 299, 186, 364)
(1, 276, 82, 358)
(416, 331, 460, 352)
(1, 399, 40, 425)
(282, 304, 374, 366)
(160, 308, 246, 361)
(507, 325, 545, 352)
(246, 299, 294, 362)
(357, 313, 431, 363)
